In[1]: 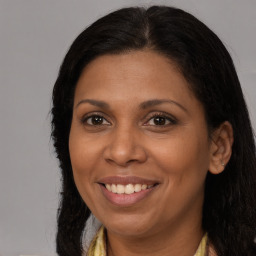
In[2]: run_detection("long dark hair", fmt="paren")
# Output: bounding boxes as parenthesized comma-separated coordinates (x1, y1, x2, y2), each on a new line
(51, 6, 256, 256)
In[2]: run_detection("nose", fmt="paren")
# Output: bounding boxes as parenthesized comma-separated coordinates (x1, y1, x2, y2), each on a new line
(103, 126, 147, 167)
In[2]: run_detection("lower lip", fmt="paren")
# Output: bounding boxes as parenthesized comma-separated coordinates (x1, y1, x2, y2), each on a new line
(99, 185, 157, 207)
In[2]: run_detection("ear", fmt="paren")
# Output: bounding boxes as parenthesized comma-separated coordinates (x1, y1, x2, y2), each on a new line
(208, 121, 234, 175)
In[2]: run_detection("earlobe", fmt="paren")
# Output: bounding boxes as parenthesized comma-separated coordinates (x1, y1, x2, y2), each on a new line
(208, 121, 234, 175)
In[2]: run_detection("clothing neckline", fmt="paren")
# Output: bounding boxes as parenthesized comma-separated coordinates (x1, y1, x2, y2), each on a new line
(87, 226, 208, 256)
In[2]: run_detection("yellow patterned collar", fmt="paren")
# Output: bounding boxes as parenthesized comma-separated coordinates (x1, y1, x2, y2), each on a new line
(87, 226, 106, 256)
(194, 233, 208, 256)
(87, 226, 208, 256)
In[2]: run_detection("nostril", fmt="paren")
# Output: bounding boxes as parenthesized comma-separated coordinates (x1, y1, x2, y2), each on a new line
(105, 155, 139, 167)
(104, 146, 147, 166)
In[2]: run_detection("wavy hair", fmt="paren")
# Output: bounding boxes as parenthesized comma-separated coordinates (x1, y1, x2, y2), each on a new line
(51, 6, 256, 256)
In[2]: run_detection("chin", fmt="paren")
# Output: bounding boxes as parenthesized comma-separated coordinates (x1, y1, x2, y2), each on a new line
(101, 214, 153, 237)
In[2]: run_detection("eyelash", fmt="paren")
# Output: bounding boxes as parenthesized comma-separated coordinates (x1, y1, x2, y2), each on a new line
(81, 112, 110, 126)
(80, 112, 177, 127)
(144, 112, 177, 127)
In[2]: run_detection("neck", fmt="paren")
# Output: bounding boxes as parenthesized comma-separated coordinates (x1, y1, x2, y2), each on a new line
(106, 216, 204, 256)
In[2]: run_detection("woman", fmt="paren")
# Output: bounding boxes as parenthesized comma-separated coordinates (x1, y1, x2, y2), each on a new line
(51, 6, 256, 256)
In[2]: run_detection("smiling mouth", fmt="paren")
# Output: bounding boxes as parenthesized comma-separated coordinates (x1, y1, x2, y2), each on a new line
(97, 176, 160, 205)
(102, 183, 157, 194)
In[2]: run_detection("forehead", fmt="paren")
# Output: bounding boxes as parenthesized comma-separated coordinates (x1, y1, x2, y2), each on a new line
(74, 50, 195, 104)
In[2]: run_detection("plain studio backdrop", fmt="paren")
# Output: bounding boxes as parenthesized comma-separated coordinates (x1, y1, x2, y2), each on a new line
(0, 0, 255, 255)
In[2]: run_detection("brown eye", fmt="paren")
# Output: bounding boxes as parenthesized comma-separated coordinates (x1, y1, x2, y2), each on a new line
(147, 115, 174, 126)
(91, 116, 103, 125)
(84, 115, 110, 126)
(153, 116, 167, 125)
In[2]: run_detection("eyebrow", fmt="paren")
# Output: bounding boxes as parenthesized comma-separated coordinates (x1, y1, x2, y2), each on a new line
(139, 99, 188, 113)
(76, 98, 187, 112)
(75, 99, 110, 109)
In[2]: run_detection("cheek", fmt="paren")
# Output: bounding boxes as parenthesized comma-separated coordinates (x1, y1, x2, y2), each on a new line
(68, 125, 102, 198)
(69, 133, 104, 213)
(151, 130, 210, 194)
(69, 126, 99, 173)
(155, 135, 209, 168)
(150, 135, 210, 216)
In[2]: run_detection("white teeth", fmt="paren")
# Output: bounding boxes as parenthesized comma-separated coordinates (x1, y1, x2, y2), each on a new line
(116, 184, 125, 194)
(105, 183, 154, 194)
(134, 184, 142, 192)
(125, 184, 135, 194)
(142, 184, 147, 190)
(111, 184, 117, 193)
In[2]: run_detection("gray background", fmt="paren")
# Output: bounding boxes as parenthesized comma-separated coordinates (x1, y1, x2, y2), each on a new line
(0, 0, 255, 255)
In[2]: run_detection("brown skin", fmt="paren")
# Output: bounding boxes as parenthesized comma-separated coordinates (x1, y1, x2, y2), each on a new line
(69, 50, 233, 256)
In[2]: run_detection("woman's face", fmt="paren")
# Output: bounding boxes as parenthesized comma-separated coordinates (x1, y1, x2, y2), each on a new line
(69, 50, 214, 238)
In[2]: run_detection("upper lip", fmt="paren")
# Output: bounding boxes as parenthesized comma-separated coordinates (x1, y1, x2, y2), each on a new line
(97, 176, 160, 185)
